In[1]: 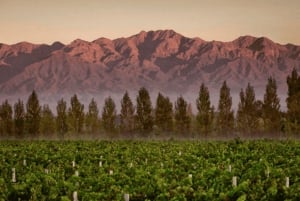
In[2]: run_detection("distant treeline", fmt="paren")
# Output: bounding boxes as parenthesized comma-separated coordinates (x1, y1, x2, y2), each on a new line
(1, 69, 300, 140)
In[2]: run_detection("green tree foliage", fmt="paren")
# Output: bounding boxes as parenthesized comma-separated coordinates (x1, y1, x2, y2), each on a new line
(26, 90, 41, 137)
(68, 94, 84, 134)
(196, 83, 214, 136)
(102, 96, 117, 133)
(155, 93, 173, 133)
(136, 87, 153, 133)
(286, 68, 300, 132)
(14, 99, 25, 138)
(237, 83, 259, 134)
(0, 100, 13, 137)
(262, 77, 281, 133)
(0, 74, 297, 138)
(40, 104, 56, 137)
(86, 98, 100, 134)
(120, 91, 135, 133)
(174, 96, 191, 134)
(56, 99, 68, 138)
(287, 68, 300, 99)
(217, 81, 234, 134)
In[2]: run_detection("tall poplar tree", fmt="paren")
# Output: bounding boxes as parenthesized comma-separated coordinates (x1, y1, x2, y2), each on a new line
(86, 98, 100, 134)
(174, 96, 191, 134)
(236, 83, 258, 134)
(68, 94, 84, 134)
(56, 98, 68, 138)
(136, 87, 153, 133)
(217, 81, 234, 134)
(120, 91, 135, 133)
(155, 93, 173, 133)
(0, 100, 13, 137)
(263, 77, 281, 133)
(286, 68, 300, 132)
(26, 90, 41, 137)
(196, 83, 214, 135)
(40, 104, 55, 137)
(102, 96, 117, 133)
(14, 99, 25, 138)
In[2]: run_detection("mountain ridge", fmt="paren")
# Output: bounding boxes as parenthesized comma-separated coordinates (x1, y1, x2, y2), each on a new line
(0, 30, 299, 107)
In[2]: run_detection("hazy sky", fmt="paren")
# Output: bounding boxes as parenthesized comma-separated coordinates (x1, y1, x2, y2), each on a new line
(1, 0, 299, 45)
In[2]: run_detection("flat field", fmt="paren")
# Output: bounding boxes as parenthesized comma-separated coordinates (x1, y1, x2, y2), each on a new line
(0, 140, 300, 200)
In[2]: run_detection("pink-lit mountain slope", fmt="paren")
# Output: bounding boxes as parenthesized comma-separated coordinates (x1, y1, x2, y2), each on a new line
(0, 30, 299, 99)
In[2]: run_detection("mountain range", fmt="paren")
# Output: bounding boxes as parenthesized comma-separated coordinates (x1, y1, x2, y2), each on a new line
(0, 30, 300, 108)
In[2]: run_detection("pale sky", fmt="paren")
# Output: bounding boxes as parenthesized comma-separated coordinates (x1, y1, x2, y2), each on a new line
(0, 0, 299, 45)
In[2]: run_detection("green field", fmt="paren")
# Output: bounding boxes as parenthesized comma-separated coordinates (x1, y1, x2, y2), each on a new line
(0, 140, 300, 200)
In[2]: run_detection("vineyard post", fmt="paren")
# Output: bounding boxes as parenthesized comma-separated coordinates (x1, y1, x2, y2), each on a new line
(12, 168, 16, 183)
(72, 160, 76, 168)
(99, 161, 102, 167)
(23, 159, 26, 166)
(75, 170, 79, 176)
(124, 193, 130, 201)
(232, 176, 237, 187)
(286, 177, 289, 188)
(73, 191, 78, 201)
(228, 165, 232, 172)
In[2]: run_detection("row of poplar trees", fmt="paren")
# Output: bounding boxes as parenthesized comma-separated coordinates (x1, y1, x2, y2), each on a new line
(0, 69, 300, 139)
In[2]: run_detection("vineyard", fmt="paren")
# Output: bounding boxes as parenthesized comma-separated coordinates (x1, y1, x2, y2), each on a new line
(0, 140, 300, 200)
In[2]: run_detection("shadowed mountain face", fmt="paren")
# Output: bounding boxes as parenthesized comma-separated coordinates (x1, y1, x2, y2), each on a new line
(0, 30, 299, 106)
